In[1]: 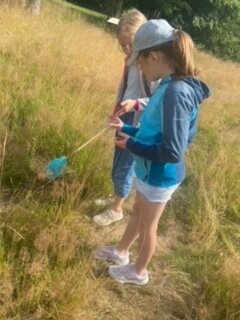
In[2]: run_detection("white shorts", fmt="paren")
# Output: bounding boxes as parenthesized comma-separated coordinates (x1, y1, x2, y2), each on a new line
(134, 177, 180, 203)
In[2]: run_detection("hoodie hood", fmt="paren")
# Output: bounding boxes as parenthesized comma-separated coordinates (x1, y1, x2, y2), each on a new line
(182, 77, 211, 104)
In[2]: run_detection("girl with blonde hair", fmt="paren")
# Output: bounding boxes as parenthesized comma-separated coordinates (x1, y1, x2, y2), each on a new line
(93, 10, 159, 226)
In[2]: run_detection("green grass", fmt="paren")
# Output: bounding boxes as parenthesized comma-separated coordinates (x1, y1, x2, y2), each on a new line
(165, 246, 240, 320)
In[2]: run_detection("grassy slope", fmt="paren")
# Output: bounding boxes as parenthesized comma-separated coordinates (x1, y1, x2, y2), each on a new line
(0, 3, 240, 320)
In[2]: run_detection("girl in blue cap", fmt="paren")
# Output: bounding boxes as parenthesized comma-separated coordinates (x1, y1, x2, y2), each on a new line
(95, 19, 211, 285)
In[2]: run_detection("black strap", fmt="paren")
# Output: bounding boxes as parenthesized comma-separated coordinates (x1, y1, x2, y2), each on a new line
(142, 74, 151, 97)
(118, 64, 129, 103)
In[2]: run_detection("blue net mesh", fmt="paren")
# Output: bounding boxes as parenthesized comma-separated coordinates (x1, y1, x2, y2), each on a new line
(46, 156, 68, 180)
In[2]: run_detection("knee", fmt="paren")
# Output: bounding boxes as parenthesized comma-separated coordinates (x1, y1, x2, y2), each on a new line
(130, 202, 141, 221)
(139, 222, 158, 236)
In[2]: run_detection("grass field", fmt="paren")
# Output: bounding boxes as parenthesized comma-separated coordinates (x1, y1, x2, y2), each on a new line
(0, 3, 240, 320)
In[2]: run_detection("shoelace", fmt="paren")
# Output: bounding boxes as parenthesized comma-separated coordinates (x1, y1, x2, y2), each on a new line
(113, 264, 133, 277)
(101, 246, 118, 259)
(125, 265, 136, 278)
(101, 210, 115, 222)
(109, 247, 128, 260)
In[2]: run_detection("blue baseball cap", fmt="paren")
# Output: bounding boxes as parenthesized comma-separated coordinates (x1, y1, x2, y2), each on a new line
(128, 19, 175, 65)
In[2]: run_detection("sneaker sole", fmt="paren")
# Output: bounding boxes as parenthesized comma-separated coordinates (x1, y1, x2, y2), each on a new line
(116, 277, 149, 285)
(108, 268, 149, 285)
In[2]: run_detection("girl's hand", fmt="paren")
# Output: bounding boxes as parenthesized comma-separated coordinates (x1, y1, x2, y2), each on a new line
(114, 135, 129, 149)
(108, 116, 124, 130)
(113, 99, 137, 117)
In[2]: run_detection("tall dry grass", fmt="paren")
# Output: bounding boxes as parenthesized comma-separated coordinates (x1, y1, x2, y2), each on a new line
(0, 3, 239, 320)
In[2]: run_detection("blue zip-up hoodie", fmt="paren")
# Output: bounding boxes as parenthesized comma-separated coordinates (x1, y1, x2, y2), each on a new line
(121, 76, 211, 187)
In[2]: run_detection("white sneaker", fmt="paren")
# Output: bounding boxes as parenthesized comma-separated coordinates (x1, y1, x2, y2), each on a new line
(93, 208, 123, 226)
(108, 264, 149, 285)
(94, 245, 129, 266)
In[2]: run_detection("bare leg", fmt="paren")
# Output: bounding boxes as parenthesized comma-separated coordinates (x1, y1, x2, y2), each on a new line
(117, 195, 142, 256)
(135, 193, 166, 276)
(111, 195, 125, 213)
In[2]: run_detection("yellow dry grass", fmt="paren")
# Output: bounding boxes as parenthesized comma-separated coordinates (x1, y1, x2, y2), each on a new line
(0, 3, 239, 320)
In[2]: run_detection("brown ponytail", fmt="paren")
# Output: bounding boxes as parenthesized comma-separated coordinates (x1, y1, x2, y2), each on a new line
(172, 30, 198, 77)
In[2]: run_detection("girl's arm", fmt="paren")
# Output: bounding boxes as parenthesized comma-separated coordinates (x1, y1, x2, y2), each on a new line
(113, 78, 161, 117)
(108, 117, 139, 138)
(112, 97, 149, 117)
(121, 124, 139, 137)
(126, 91, 196, 163)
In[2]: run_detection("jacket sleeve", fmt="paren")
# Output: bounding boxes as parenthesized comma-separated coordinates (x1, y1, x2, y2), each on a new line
(136, 98, 149, 112)
(126, 90, 195, 163)
(121, 124, 139, 137)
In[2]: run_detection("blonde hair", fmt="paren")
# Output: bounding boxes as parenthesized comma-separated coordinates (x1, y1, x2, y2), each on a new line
(140, 30, 198, 77)
(116, 9, 147, 38)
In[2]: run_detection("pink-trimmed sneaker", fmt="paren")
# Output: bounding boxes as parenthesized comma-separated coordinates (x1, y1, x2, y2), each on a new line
(94, 246, 129, 266)
(108, 264, 149, 285)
